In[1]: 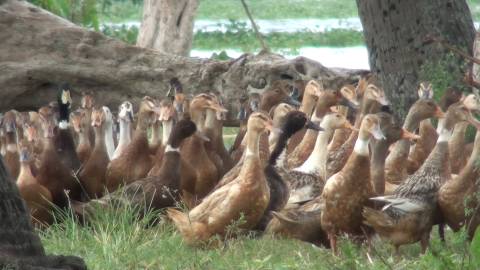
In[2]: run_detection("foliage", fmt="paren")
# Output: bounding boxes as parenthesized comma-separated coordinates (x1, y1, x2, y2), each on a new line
(100, 20, 364, 50)
(28, 0, 99, 30)
(472, 228, 480, 269)
(419, 52, 469, 101)
(101, 24, 139, 44)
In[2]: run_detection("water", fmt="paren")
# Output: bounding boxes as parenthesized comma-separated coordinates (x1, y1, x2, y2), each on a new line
(191, 46, 370, 70)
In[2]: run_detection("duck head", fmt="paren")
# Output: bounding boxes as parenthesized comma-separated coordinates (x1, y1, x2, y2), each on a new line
(118, 101, 134, 123)
(364, 84, 389, 107)
(158, 99, 177, 122)
(281, 110, 323, 137)
(443, 102, 480, 131)
(408, 99, 445, 122)
(70, 109, 86, 133)
(17, 140, 31, 163)
(247, 111, 274, 134)
(138, 96, 162, 127)
(417, 82, 434, 100)
(91, 107, 106, 128)
(320, 112, 355, 132)
(81, 92, 94, 110)
(360, 114, 385, 140)
(167, 119, 197, 148)
(57, 83, 73, 127)
(375, 112, 419, 144)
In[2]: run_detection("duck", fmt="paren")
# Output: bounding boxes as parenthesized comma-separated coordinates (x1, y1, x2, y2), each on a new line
(384, 98, 444, 185)
(54, 85, 81, 174)
(229, 94, 259, 162)
(370, 112, 420, 195)
(286, 80, 323, 154)
(36, 114, 81, 208)
(405, 82, 439, 175)
(325, 83, 387, 178)
(254, 110, 322, 232)
(148, 99, 179, 175)
(3, 111, 19, 180)
(439, 123, 480, 239)
(102, 106, 116, 160)
(78, 107, 110, 200)
(204, 93, 234, 176)
(80, 92, 95, 146)
(259, 80, 301, 112)
(112, 101, 134, 160)
(321, 114, 385, 254)
(285, 113, 354, 206)
(167, 111, 274, 246)
(105, 96, 161, 192)
(288, 88, 358, 169)
(70, 109, 92, 165)
(168, 78, 188, 119)
(363, 102, 480, 255)
(16, 139, 53, 228)
(216, 103, 295, 189)
(265, 111, 411, 246)
(180, 94, 224, 201)
(327, 82, 364, 153)
(74, 119, 198, 217)
(149, 116, 163, 155)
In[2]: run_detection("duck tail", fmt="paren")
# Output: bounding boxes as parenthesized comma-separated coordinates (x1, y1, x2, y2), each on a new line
(167, 208, 208, 245)
(362, 207, 394, 229)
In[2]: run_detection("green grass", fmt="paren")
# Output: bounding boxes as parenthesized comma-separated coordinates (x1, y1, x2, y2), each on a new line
(193, 29, 364, 51)
(98, 0, 480, 23)
(39, 201, 480, 270)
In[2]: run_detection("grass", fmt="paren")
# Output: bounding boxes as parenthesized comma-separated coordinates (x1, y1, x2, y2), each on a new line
(39, 200, 480, 270)
(98, 0, 480, 23)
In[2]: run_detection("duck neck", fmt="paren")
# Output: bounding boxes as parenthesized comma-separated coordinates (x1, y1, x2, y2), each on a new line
(297, 128, 334, 177)
(162, 120, 174, 145)
(268, 126, 283, 152)
(454, 132, 480, 189)
(17, 162, 35, 185)
(245, 128, 261, 158)
(387, 112, 421, 163)
(5, 132, 17, 153)
(78, 129, 91, 148)
(300, 96, 316, 117)
(104, 120, 115, 159)
(448, 122, 468, 152)
(371, 139, 390, 195)
(94, 125, 107, 151)
(353, 131, 371, 156)
(419, 127, 452, 181)
(118, 119, 132, 147)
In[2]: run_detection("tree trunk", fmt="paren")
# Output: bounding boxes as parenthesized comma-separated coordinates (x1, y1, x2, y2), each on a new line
(356, 0, 475, 120)
(137, 0, 199, 56)
(0, 154, 86, 269)
(0, 1, 367, 123)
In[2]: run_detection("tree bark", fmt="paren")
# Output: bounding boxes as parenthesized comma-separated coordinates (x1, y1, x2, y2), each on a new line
(137, 0, 199, 56)
(0, 154, 86, 269)
(0, 0, 366, 122)
(356, 0, 475, 120)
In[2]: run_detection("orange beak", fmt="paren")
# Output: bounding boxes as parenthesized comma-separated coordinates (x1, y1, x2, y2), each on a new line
(434, 106, 445, 118)
(401, 128, 421, 141)
(343, 121, 357, 131)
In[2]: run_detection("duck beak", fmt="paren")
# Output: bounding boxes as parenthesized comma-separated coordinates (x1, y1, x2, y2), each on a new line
(343, 121, 357, 131)
(370, 124, 386, 140)
(195, 131, 210, 142)
(377, 96, 390, 106)
(434, 107, 445, 118)
(283, 96, 301, 107)
(305, 120, 323, 131)
(401, 128, 421, 141)
(19, 149, 29, 162)
(339, 97, 359, 111)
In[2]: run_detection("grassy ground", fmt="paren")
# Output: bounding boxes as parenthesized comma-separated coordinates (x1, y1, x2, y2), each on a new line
(39, 202, 480, 270)
(99, 0, 480, 22)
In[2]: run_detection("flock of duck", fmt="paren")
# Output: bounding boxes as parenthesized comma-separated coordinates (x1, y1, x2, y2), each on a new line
(3, 77, 480, 256)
